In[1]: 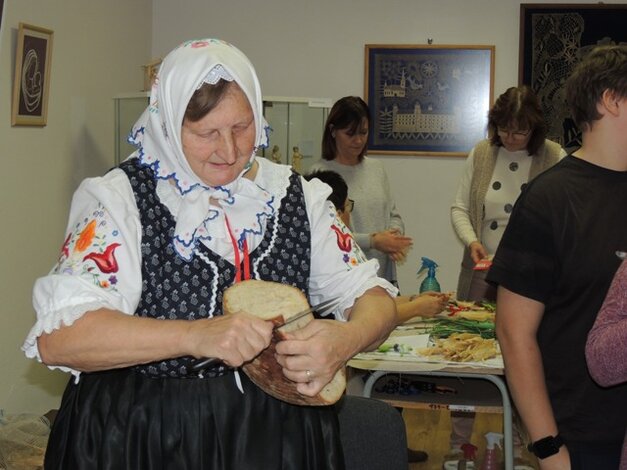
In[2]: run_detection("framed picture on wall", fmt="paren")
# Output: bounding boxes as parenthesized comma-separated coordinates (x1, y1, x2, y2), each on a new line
(364, 44, 494, 156)
(519, 4, 627, 150)
(11, 23, 54, 126)
(0, 1, 5, 41)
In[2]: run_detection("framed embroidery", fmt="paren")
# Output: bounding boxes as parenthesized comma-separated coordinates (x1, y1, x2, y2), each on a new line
(11, 23, 54, 126)
(364, 44, 494, 156)
(519, 4, 627, 150)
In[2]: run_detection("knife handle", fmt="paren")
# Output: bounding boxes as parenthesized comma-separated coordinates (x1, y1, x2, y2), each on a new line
(190, 356, 222, 372)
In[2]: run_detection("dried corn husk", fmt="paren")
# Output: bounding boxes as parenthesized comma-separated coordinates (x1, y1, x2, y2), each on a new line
(455, 310, 495, 322)
(419, 333, 497, 362)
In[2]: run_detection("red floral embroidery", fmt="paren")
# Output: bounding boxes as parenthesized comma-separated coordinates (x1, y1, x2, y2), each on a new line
(331, 225, 353, 252)
(60, 232, 72, 259)
(191, 40, 210, 48)
(83, 243, 121, 274)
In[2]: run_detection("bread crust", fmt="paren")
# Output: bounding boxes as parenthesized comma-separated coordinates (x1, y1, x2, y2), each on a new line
(223, 280, 346, 405)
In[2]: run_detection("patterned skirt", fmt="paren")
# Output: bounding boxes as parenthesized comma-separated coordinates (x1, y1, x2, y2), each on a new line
(44, 368, 345, 470)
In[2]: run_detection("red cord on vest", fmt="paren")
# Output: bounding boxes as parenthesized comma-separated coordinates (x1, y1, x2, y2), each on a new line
(225, 216, 250, 283)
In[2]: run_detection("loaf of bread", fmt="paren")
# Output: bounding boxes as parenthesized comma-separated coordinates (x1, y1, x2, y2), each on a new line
(223, 279, 346, 406)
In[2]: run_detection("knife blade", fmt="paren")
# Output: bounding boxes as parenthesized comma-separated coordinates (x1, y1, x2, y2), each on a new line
(190, 297, 340, 373)
(273, 296, 339, 330)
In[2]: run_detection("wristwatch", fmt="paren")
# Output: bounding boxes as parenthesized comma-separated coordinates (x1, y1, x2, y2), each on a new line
(527, 434, 564, 459)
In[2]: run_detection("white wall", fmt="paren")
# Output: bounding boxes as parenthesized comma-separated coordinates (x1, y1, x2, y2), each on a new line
(0, 0, 152, 414)
(2, 0, 623, 414)
(151, 0, 623, 294)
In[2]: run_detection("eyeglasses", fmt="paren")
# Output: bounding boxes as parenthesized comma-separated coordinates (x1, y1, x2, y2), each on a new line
(497, 128, 531, 139)
(343, 199, 355, 213)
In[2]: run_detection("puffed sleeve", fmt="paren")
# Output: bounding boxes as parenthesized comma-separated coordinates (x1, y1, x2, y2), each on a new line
(301, 177, 398, 320)
(22, 168, 143, 375)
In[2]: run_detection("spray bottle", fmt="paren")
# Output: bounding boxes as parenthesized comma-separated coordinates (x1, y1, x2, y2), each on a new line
(480, 432, 503, 470)
(442, 443, 478, 470)
(417, 257, 441, 293)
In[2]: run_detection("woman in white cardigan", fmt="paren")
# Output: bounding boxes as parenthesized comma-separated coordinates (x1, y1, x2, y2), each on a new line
(451, 85, 564, 302)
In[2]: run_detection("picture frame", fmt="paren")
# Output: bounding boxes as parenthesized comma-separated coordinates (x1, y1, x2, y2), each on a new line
(11, 23, 54, 126)
(364, 44, 494, 156)
(0, 1, 5, 38)
(519, 4, 627, 150)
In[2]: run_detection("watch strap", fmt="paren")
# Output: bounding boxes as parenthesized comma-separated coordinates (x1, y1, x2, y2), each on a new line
(527, 434, 564, 459)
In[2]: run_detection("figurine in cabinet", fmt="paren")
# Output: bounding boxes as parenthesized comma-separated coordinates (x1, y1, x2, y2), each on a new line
(270, 145, 282, 163)
(142, 58, 162, 92)
(292, 146, 303, 173)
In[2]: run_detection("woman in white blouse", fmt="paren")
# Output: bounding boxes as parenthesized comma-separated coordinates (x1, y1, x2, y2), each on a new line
(22, 39, 396, 469)
(451, 85, 564, 302)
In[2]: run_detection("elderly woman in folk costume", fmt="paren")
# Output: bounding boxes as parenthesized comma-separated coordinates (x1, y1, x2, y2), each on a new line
(23, 39, 396, 469)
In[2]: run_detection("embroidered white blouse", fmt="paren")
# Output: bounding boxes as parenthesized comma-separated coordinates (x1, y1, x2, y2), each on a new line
(23, 157, 396, 377)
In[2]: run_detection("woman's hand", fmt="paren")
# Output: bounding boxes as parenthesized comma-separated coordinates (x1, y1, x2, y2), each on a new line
(395, 292, 450, 324)
(187, 313, 274, 367)
(274, 286, 395, 397)
(274, 319, 356, 397)
(469, 241, 488, 263)
(37, 309, 273, 372)
(413, 292, 450, 318)
(372, 229, 413, 261)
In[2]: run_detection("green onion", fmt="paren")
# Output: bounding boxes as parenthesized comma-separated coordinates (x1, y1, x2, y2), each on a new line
(479, 301, 496, 312)
(420, 318, 496, 339)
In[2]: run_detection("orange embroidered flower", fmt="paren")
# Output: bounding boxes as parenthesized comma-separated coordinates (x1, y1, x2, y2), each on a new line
(76, 220, 97, 252)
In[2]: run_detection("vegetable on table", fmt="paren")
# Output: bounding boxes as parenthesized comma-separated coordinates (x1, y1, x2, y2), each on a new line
(419, 317, 496, 339)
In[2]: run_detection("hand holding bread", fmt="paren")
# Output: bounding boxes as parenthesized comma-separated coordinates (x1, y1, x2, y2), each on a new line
(217, 279, 396, 406)
(222, 280, 346, 406)
(274, 318, 356, 399)
(188, 313, 274, 368)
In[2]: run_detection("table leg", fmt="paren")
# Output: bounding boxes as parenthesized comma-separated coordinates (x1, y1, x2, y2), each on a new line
(361, 370, 514, 470)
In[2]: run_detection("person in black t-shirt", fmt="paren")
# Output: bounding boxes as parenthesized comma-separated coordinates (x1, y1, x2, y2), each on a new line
(487, 45, 627, 469)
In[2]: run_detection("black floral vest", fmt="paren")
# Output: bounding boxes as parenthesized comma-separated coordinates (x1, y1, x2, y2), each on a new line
(119, 158, 311, 378)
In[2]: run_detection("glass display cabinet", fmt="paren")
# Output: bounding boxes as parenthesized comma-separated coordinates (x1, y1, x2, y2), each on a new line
(114, 93, 332, 172)
(261, 96, 332, 174)
(113, 92, 149, 165)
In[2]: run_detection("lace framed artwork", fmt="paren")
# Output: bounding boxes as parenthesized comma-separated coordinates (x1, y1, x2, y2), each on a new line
(519, 4, 627, 151)
(364, 44, 494, 157)
(11, 23, 54, 126)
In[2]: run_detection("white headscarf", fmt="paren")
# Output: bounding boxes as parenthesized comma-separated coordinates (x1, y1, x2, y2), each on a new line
(129, 39, 274, 260)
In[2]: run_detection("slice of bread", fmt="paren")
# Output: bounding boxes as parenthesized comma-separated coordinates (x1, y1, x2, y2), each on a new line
(223, 279, 345, 406)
